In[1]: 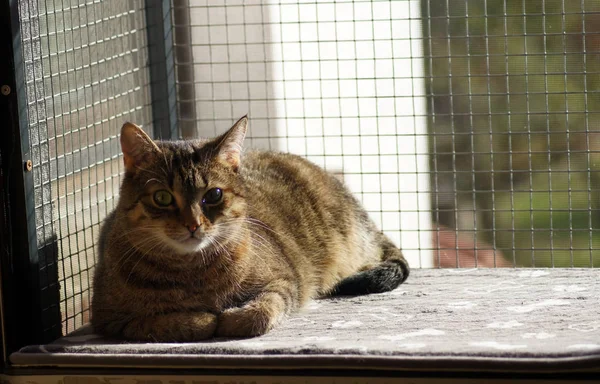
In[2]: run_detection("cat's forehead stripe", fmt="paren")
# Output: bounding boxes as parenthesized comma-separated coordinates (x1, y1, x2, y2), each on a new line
(170, 154, 207, 189)
(194, 170, 207, 188)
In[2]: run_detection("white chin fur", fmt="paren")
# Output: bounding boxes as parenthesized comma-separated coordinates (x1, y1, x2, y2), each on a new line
(163, 234, 209, 255)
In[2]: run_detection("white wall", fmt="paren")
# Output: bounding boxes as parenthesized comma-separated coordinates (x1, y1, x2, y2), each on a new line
(190, 0, 432, 267)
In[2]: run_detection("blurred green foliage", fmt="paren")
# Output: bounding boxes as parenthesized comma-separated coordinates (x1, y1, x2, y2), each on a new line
(423, 0, 600, 266)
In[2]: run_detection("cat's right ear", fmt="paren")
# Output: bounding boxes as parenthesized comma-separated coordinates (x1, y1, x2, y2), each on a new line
(120, 122, 161, 173)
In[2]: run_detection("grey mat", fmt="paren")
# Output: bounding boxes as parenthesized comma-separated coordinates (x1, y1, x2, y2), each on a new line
(11, 269, 600, 373)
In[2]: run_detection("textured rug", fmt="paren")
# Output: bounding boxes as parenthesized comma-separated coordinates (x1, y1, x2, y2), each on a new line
(11, 269, 600, 373)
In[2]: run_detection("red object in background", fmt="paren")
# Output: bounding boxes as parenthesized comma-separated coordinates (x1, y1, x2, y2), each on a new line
(433, 225, 511, 268)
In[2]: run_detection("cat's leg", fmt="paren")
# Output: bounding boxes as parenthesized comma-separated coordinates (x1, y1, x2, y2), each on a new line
(330, 236, 409, 296)
(121, 312, 217, 342)
(216, 279, 297, 337)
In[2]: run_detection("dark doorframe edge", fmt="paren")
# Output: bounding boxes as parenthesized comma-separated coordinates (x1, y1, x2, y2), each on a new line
(0, 0, 62, 364)
(145, 0, 197, 140)
(172, 0, 197, 139)
(145, 0, 179, 140)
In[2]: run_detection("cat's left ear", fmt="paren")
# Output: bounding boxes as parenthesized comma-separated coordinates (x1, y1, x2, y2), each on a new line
(215, 115, 248, 171)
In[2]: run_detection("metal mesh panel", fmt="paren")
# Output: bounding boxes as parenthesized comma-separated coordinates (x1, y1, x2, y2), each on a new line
(186, 0, 599, 269)
(188, 0, 432, 268)
(11, 0, 600, 340)
(425, 0, 600, 268)
(16, 0, 153, 334)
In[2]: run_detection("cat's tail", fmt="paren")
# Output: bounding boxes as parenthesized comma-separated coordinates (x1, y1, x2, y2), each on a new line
(330, 237, 409, 296)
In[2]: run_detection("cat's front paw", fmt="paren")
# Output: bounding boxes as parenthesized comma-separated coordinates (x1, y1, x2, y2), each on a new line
(216, 306, 280, 337)
(122, 312, 218, 342)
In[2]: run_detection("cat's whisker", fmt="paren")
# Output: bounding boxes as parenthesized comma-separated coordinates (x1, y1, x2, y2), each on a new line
(115, 236, 164, 273)
(115, 230, 170, 268)
(112, 236, 166, 263)
(242, 218, 282, 237)
(125, 239, 168, 284)
(204, 237, 236, 283)
(220, 223, 274, 253)
(114, 237, 154, 269)
(144, 178, 169, 188)
(210, 236, 231, 260)
(160, 150, 172, 176)
(215, 227, 276, 278)
(125, 254, 145, 284)
(208, 237, 245, 293)
(112, 226, 164, 241)
(134, 165, 163, 178)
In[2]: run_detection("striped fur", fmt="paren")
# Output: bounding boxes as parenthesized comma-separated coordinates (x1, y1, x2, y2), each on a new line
(91, 116, 409, 341)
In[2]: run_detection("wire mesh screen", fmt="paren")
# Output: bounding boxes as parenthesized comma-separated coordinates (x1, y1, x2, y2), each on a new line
(188, 0, 433, 268)
(425, 0, 600, 268)
(15, 0, 153, 334)
(186, 0, 599, 269)
(10, 0, 600, 340)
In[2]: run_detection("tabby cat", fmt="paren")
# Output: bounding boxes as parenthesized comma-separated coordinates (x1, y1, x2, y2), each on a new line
(91, 116, 409, 341)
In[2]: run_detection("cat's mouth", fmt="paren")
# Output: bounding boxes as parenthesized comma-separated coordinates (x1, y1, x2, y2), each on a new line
(182, 236, 201, 244)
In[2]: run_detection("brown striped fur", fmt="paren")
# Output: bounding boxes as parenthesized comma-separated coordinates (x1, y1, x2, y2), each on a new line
(91, 116, 409, 341)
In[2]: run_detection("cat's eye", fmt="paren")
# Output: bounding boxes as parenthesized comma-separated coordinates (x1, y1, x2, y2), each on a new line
(153, 190, 174, 207)
(203, 188, 223, 206)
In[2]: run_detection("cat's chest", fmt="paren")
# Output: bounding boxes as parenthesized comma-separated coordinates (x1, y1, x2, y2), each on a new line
(114, 269, 240, 313)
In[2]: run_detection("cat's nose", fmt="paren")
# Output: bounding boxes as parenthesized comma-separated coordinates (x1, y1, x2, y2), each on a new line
(187, 225, 198, 234)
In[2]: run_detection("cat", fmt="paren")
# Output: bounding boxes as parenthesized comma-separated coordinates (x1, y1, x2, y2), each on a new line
(91, 116, 409, 342)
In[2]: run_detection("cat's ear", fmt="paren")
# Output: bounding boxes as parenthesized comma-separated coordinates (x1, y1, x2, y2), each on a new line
(215, 115, 248, 171)
(120, 122, 161, 173)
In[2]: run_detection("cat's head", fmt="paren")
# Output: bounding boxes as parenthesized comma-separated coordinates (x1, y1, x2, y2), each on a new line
(116, 116, 248, 258)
